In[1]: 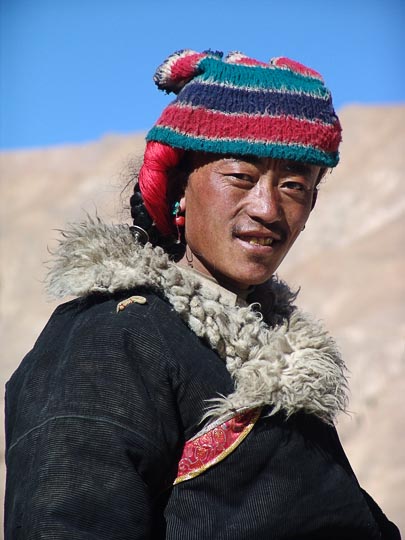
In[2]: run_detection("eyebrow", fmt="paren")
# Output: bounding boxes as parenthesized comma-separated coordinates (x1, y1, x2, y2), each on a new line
(222, 155, 262, 165)
(284, 161, 313, 175)
(223, 155, 313, 175)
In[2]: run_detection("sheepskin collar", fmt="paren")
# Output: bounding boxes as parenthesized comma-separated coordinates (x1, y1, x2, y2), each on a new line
(47, 218, 348, 424)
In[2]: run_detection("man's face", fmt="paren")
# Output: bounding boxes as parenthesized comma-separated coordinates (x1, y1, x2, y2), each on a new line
(181, 154, 321, 292)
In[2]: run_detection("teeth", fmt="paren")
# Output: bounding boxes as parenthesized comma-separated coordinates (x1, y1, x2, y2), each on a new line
(248, 237, 273, 246)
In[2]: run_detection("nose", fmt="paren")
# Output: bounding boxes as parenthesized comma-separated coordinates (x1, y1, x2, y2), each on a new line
(246, 179, 282, 224)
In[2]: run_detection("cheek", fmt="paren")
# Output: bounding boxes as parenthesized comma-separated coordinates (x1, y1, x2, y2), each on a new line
(285, 201, 313, 233)
(185, 183, 229, 237)
(185, 205, 219, 248)
(184, 193, 214, 249)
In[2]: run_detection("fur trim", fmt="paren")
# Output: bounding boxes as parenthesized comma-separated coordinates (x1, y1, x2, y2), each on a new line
(47, 218, 348, 424)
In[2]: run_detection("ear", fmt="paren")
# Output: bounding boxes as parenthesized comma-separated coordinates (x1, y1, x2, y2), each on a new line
(310, 188, 318, 211)
(179, 195, 186, 212)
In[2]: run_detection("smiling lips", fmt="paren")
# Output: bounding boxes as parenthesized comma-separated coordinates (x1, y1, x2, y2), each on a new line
(234, 226, 283, 248)
(236, 231, 282, 247)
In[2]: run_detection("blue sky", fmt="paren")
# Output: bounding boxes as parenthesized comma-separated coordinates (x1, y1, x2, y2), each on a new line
(1, 0, 404, 150)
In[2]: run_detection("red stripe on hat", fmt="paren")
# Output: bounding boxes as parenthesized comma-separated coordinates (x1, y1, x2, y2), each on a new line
(234, 57, 268, 67)
(226, 52, 268, 67)
(170, 53, 206, 81)
(156, 105, 341, 152)
(272, 57, 323, 81)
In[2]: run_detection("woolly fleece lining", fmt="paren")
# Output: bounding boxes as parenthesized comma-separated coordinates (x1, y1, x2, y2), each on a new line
(46, 218, 348, 424)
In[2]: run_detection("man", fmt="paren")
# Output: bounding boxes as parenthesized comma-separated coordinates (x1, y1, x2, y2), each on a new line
(5, 50, 400, 538)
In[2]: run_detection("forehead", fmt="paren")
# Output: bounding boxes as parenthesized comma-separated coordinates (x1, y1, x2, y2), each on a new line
(187, 152, 321, 176)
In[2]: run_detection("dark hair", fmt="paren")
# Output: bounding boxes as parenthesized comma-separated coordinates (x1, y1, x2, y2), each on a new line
(129, 170, 188, 262)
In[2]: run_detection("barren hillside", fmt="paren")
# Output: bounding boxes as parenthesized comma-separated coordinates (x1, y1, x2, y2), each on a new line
(1, 105, 404, 534)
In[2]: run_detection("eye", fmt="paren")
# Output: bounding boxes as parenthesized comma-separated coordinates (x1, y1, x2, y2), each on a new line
(221, 171, 257, 187)
(229, 173, 255, 183)
(279, 180, 313, 203)
(280, 180, 309, 192)
(217, 158, 260, 185)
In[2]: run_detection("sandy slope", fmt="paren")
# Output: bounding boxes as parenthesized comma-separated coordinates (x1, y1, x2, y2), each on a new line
(1, 105, 404, 534)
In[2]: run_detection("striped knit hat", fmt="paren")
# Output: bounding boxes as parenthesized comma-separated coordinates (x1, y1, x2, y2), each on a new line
(146, 49, 342, 168)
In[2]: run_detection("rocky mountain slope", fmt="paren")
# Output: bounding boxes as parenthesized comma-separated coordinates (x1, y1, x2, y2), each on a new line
(1, 105, 404, 534)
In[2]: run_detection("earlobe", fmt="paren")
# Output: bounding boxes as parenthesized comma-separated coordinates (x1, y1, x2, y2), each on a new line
(179, 196, 186, 212)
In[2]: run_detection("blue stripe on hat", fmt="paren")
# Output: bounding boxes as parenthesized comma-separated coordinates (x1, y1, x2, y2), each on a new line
(178, 82, 336, 123)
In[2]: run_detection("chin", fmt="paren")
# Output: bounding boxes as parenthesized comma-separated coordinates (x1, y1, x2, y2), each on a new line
(226, 269, 276, 290)
(244, 264, 279, 284)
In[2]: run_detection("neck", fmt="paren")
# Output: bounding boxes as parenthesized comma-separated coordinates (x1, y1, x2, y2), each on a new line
(177, 250, 253, 299)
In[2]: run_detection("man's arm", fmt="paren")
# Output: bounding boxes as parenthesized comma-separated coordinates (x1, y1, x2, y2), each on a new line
(5, 415, 166, 539)
(4, 294, 183, 539)
(360, 489, 401, 540)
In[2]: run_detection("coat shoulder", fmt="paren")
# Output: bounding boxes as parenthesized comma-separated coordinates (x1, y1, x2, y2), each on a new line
(6, 288, 233, 451)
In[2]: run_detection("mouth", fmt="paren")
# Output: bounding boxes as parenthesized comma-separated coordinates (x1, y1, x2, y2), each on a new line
(246, 236, 274, 246)
(235, 235, 280, 253)
(235, 228, 282, 249)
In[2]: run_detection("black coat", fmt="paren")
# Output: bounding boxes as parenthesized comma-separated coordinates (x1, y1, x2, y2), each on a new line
(5, 221, 400, 539)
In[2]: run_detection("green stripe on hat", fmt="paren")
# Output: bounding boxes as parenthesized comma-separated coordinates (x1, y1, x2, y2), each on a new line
(146, 126, 339, 167)
(198, 57, 330, 97)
